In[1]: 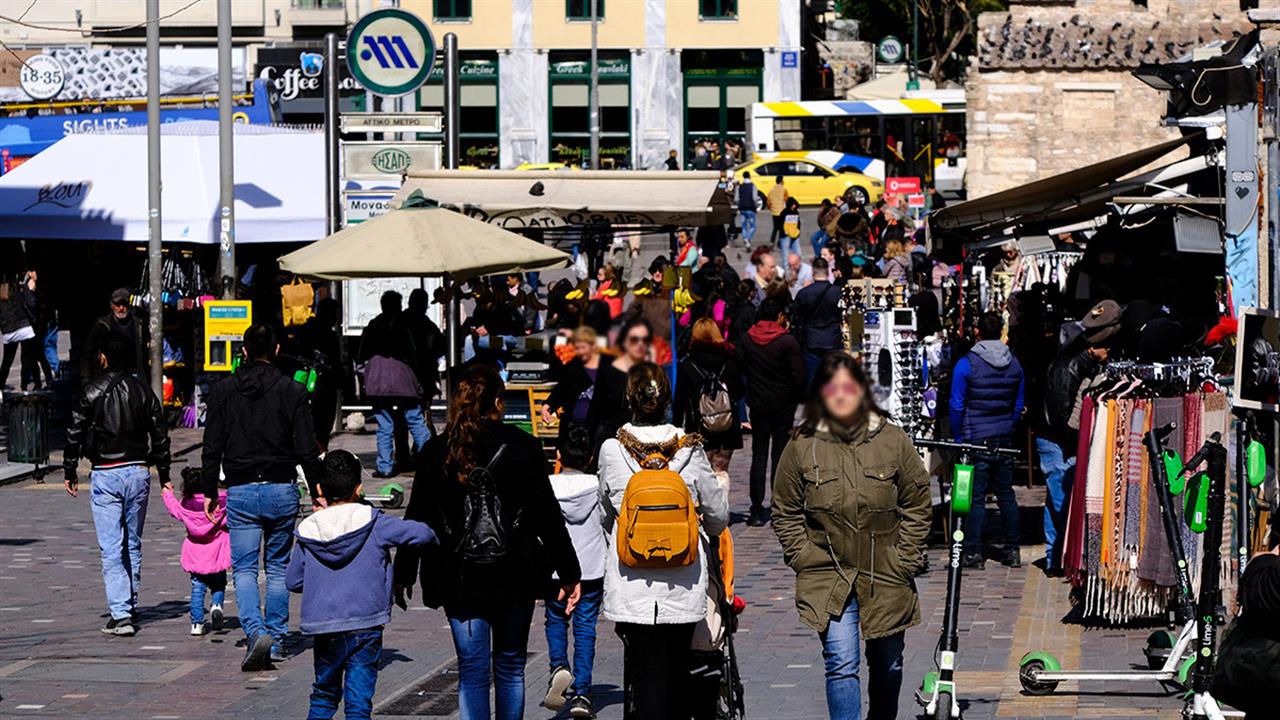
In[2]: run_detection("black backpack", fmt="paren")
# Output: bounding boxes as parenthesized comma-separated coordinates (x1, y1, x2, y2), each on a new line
(455, 445, 515, 566)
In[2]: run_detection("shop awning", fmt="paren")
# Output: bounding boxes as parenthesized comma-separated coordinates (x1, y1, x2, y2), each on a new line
(393, 169, 734, 229)
(931, 132, 1201, 233)
(0, 121, 323, 244)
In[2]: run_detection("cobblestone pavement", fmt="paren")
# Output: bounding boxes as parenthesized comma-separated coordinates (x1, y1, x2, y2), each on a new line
(0, 428, 1186, 720)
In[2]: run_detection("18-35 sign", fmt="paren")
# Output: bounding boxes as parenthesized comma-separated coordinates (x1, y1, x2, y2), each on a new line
(346, 9, 436, 97)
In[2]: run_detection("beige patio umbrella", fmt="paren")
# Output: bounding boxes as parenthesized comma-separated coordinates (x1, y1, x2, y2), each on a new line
(278, 191, 571, 280)
(279, 191, 570, 395)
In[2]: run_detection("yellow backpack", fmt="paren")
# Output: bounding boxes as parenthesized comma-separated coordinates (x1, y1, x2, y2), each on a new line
(616, 433, 700, 569)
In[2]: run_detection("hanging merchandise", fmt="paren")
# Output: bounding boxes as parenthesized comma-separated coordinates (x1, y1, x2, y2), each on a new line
(281, 278, 316, 327)
(134, 251, 215, 311)
(841, 279, 931, 438)
(1060, 358, 1234, 624)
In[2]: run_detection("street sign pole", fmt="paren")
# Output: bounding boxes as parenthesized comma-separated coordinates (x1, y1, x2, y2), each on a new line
(324, 33, 341, 235)
(146, 0, 163, 399)
(907, 0, 921, 91)
(443, 33, 459, 170)
(217, 0, 236, 298)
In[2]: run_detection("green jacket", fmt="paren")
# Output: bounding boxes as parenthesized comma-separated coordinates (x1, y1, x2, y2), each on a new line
(772, 414, 931, 638)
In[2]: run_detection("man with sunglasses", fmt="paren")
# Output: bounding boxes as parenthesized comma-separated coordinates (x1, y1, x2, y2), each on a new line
(80, 287, 147, 387)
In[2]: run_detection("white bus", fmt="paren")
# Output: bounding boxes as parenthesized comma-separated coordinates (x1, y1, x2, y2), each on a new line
(748, 89, 968, 194)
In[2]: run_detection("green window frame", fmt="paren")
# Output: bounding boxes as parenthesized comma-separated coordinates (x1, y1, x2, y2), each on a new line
(433, 0, 471, 20)
(566, 0, 603, 21)
(699, 0, 737, 19)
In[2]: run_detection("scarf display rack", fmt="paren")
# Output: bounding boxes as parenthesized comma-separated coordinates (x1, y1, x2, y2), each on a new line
(1062, 358, 1234, 624)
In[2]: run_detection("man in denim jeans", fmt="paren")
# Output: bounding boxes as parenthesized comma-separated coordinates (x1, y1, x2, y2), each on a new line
(201, 324, 322, 671)
(64, 333, 171, 636)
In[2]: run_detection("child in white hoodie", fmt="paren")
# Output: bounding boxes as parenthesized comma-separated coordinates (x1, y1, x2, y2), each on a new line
(542, 427, 605, 719)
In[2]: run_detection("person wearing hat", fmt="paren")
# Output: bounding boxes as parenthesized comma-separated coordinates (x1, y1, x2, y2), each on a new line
(1034, 300, 1118, 576)
(80, 287, 148, 386)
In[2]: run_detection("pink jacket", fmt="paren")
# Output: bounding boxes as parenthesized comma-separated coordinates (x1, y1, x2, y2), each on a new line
(161, 488, 231, 576)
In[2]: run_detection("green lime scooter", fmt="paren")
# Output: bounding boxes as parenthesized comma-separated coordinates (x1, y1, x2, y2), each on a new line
(912, 437, 1020, 720)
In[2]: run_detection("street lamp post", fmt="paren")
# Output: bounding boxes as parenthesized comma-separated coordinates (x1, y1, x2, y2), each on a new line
(589, 0, 600, 170)
(217, 0, 235, 298)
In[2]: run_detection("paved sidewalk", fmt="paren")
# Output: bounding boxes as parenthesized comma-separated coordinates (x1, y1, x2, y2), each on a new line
(1, 430, 1186, 719)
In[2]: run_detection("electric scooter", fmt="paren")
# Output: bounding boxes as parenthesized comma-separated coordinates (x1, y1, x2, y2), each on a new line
(1019, 423, 1199, 695)
(912, 437, 1021, 720)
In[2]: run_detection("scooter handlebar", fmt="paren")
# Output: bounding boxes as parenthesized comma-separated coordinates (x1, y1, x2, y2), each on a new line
(1151, 422, 1177, 442)
(910, 437, 1021, 459)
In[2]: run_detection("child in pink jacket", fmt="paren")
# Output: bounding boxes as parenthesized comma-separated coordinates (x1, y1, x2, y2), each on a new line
(162, 479, 230, 636)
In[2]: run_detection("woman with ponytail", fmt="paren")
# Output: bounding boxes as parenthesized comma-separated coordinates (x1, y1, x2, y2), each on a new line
(394, 365, 581, 720)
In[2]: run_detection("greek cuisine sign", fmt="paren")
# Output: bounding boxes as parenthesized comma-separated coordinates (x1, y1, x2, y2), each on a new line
(345, 8, 436, 97)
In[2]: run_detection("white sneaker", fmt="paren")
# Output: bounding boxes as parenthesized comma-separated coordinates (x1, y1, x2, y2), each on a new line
(190, 622, 208, 636)
(209, 605, 224, 631)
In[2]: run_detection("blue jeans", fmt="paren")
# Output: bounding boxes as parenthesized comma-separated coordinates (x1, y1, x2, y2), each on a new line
(43, 321, 59, 376)
(89, 465, 151, 620)
(544, 586, 602, 697)
(309, 628, 382, 720)
(739, 210, 757, 244)
(779, 234, 800, 261)
(372, 400, 430, 475)
(810, 229, 830, 258)
(803, 348, 835, 387)
(820, 595, 906, 720)
(448, 602, 536, 720)
(1037, 437, 1076, 569)
(226, 482, 298, 643)
(966, 436, 1020, 555)
(190, 572, 226, 624)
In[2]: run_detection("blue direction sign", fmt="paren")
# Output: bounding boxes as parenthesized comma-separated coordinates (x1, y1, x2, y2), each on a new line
(345, 8, 436, 97)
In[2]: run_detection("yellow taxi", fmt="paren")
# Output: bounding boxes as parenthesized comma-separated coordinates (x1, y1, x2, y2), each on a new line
(735, 156, 883, 207)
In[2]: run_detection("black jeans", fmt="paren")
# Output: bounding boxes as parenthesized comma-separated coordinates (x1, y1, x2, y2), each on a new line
(749, 406, 795, 511)
(770, 213, 785, 245)
(965, 435, 1020, 555)
(617, 622, 696, 720)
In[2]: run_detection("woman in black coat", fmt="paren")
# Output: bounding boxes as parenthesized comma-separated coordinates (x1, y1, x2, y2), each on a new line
(540, 326, 602, 444)
(394, 365, 581, 720)
(673, 318, 744, 471)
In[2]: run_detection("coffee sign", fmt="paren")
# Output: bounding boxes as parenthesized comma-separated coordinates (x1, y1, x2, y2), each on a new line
(256, 47, 361, 102)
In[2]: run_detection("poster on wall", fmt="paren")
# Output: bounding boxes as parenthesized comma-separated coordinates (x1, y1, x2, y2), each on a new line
(0, 47, 247, 103)
(1234, 307, 1280, 412)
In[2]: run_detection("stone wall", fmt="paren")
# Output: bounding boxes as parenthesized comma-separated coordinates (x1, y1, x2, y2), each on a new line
(966, 0, 1252, 197)
(819, 40, 874, 99)
(965, 68, 1178, 197)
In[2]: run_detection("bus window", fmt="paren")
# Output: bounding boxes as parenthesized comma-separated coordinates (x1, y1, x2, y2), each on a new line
(830, 116, 879, 158)
(911, 116, 934, 184)
(883, 116, 907, 178)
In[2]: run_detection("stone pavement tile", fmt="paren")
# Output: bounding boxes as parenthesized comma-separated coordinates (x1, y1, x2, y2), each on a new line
(0, 431, 1196, 719)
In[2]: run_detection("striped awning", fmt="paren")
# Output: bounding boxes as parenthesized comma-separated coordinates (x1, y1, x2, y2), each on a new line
(753, 99, 958, 118)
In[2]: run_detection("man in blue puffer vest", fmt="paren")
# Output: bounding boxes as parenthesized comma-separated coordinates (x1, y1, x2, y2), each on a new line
(950, 312, 1025, 570)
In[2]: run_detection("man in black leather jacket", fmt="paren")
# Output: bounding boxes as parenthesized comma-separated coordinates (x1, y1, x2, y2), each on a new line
(201, 323, 322, 671)
(63, 332, 171, 637)
(1034, 300, 1118, 575)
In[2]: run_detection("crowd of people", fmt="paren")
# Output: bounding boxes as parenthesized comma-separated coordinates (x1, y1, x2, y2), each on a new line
(52, 168, 1280, 720)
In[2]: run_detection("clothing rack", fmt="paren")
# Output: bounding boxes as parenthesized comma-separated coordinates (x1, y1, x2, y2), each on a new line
(1102, 357, 1215, 381)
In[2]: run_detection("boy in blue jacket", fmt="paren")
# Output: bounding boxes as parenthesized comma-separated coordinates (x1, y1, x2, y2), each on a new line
(287, 450, 436, 720)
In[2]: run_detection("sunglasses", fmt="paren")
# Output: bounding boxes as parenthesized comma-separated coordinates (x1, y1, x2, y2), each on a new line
(625, 335, 651, 345)
(822, 381, 860, 398)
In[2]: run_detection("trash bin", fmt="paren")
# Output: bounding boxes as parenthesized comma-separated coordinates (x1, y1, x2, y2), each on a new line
(8, 390, 51, 465)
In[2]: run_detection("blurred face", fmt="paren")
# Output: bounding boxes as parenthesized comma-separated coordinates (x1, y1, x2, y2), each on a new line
(652, 267, 665, 283)
(788, 254, 801, 271)
(760, 254, 777, 277)
(1087, 346, 1110, 362)
(821, 367, 865, 424)
(111, 301, 129, 320)
(597, 266, 607, 282)
(574, 340, 596, 363)
(821, 246, 835, 264)
(623, 326, 651, 361)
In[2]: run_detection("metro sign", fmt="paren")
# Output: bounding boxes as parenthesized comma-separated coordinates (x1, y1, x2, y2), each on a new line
(346, 8, 436, 97)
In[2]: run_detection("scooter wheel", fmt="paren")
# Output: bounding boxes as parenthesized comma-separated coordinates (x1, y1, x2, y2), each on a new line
(1144, 630, 1176, 670)
(932, 690, 955, 720)
(380, 484, 405, 509)
(1018, 659, 1058, 696)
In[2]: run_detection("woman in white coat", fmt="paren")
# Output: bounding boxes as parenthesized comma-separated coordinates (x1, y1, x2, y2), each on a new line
(598, 361, 730, 720)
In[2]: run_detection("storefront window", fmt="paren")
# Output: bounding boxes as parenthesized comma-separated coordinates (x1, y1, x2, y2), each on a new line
(681, 50, 762, 162)
(566, 0, 602, 20)
(418, 54, 500, 168)
(433, 0, 471, 20)
(549, 54, 631, 168)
